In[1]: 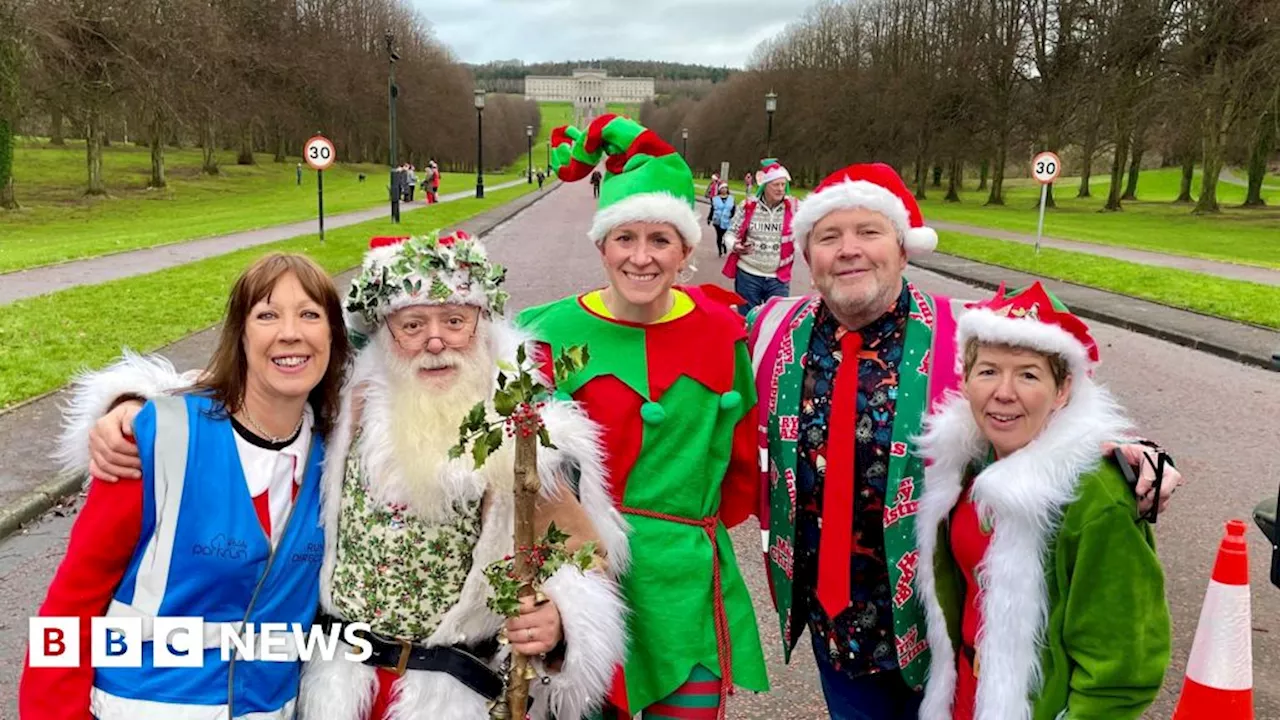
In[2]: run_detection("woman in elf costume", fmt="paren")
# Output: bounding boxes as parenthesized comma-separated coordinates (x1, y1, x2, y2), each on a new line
(516, 114, 769, 719)
(914, 282, 1171, 720)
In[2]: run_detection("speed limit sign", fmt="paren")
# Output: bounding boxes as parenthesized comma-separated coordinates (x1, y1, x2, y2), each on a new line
(1032, 151, 1061, 184)
(304, 135, 335, 171)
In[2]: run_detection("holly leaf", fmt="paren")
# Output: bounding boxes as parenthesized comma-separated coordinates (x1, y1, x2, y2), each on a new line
(516, 342, 527, 367)
(568, 542, 599, 573)
(484, 427, 504, 454)
(465, 402, 487, 431)
(537, 425, 556, 450)
(471, 437, 491, 468)
(494, 387, 518, 416)
(543, 522, 570, 546)
(448, 444, 465, 460)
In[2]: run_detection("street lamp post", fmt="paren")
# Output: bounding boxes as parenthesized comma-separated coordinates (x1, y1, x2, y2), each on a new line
(474, 89, 485, 199)
(765, 91, 778, 157)
(386, 31, 401, 223)
(681, 127, 688, 161)
(526, 125, 533, 184)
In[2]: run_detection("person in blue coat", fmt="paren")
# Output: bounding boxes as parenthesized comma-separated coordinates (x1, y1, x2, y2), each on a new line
(22, 253, 352, 720)
(710, 183, 736, 257)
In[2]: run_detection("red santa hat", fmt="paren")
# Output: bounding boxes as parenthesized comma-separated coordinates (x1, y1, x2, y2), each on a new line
(792, 163, 938, 258)
(960, 281, 1100, 378)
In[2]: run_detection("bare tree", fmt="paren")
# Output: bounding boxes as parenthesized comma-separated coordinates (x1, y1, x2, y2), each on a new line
(0, 0, 24, 208)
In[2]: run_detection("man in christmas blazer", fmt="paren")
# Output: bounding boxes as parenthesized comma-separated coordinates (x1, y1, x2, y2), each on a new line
(745, 164, 1183, 717)
(66, 232, 630, 720)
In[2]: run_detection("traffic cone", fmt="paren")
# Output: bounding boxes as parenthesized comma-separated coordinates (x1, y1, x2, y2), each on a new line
(1172, 519, 1254, 719)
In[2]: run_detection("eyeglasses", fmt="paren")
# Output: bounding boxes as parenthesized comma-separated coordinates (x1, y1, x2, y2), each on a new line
(387, 309, 480, 351)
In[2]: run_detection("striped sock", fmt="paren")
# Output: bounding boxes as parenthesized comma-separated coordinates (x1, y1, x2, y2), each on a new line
(643, 665, 723, 720)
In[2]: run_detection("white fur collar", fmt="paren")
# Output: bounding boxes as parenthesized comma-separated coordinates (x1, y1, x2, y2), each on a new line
(914, 378, 1132, 720)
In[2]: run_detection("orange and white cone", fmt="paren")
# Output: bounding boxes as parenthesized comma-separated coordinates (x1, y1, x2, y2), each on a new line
(1172, 519, 1254, 720)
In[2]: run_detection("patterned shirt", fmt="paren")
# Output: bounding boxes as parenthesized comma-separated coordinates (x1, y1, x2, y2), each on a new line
(330, 429, 483, 641)
(792, 282, 910, 678)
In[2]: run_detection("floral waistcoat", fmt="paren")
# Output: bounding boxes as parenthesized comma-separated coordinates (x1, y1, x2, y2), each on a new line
(330, 430, 483, 641)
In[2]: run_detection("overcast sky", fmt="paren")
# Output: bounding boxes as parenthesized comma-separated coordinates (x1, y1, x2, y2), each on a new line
(411, 0, 812, 68)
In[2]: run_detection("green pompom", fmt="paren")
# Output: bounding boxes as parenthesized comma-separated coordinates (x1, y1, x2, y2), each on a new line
(640, 401, 666, 425)
(719, 391, 742, 410)
(553, 390, 573, 403)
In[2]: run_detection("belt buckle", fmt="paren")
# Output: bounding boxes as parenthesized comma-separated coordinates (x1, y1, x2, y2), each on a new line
(391, 638, 413, 677)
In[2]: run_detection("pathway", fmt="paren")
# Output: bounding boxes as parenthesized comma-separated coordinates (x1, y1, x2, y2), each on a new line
(930, 219, 1280, 287)
(0, 178, 530, 306)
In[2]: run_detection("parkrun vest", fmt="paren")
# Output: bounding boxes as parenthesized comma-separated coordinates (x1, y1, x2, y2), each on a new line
(91, 393, 326, 720)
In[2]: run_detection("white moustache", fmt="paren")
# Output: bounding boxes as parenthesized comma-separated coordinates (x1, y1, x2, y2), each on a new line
(417, 350, 464, 371)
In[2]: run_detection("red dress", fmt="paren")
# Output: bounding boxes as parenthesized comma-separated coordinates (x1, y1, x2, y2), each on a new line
(949, 486, 993, 720)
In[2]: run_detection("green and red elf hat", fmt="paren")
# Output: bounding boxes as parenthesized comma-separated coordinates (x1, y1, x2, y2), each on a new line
(754, 158, 791, 197)
(549, 114, 701, 249)
(959, 281, 1100, 378)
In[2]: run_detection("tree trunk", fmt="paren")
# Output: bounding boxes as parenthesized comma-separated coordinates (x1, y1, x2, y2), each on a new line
(1242, 112, 1274, 207)
(1103, 114, 1132, 211)
(50, 105, 65, 145)
(273, 125, 287, 163)
(1194, 57, 1231, 215)
(914, 152, 928, 200)
(237, 121, 255, 165)
(1077, 115, 1099, 198)
(148, 115, 166, 189)
(1174, 153, 1195, 204)
(85, 109, 106, 195)
(944, 158, 961, 202)
(978, 159, 989, 190)
(0, 115, 16, 209)
(1121, 133, 1145, 201)
(201, 116, 219, 175)
(931, 165, 942, 187)
(986, 140, 1007, 205)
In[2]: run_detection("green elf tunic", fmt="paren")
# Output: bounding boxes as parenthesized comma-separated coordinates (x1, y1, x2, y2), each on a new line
(517, 286, 769, 715)
(914, 377, 1171, 719)
(746, 282, 964, 690)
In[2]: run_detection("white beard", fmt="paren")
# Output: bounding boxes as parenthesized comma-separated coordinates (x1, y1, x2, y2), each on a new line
(357, 327, 509, 521)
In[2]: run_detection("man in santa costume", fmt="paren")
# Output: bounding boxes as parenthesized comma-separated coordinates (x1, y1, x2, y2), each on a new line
(746, 163, 1184, 719)
(72, 231, 630, 720)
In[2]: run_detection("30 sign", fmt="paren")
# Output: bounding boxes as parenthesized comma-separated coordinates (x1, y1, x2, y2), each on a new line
(303, 135, 335, 171)
(1032, 151, 1061, 184)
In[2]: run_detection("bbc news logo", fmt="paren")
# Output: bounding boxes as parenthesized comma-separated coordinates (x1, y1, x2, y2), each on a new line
(29, 617, 374, 668)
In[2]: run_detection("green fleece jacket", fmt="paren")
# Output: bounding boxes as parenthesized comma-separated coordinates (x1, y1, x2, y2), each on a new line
(914, 380, 1171, 720)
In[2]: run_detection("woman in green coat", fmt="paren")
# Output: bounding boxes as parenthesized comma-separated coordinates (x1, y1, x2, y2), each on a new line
(913, 282, 1171, 720)
(517, 115, 768, 719)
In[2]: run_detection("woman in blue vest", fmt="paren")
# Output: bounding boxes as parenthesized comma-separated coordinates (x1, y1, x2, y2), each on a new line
(21, 252, 352, 720)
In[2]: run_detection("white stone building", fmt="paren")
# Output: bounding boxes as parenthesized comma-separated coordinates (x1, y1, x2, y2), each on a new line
(524, 69, 655, 125)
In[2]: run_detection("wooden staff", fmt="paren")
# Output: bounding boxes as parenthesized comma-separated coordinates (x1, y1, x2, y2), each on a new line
(507, 427, 540, 718)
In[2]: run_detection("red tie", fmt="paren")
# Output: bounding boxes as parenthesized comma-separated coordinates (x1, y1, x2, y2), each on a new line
(817, 330, 862, 619)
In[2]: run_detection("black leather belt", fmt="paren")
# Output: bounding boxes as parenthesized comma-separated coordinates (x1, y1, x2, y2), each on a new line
(318, 614, 504, 701)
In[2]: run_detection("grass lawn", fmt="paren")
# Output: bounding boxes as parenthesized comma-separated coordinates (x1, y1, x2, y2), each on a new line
(501, 102, 575, 176)
(918, 167, 1280, 269)
(606, 103, 642, 118)
(718, 167, 1279, 270)
(0, 139, 518, 273)
(0, 183, 537, 411)
(935, 230, 1280, 329)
